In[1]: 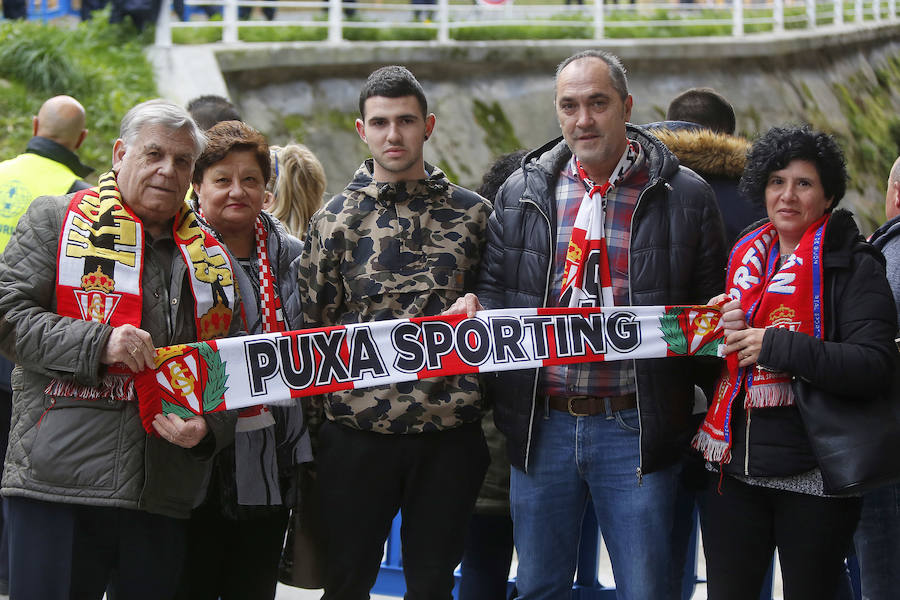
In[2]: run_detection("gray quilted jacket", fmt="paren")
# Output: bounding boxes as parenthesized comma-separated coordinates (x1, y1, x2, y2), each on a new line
(0, 193, 241, 519)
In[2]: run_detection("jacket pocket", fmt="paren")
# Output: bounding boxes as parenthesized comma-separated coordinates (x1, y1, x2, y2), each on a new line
(30, 396, 126, 490)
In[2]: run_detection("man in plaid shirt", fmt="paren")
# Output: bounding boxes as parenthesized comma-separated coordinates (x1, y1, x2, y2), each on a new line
(470, 50, 726, 599)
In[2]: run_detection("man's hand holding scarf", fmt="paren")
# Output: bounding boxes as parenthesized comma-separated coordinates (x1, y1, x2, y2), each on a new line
(101, 323, 156, 372)
(442, 293, 483, 318)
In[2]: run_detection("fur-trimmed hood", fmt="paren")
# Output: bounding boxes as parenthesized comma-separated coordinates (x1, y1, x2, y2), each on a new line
(651, 128, 750, 181)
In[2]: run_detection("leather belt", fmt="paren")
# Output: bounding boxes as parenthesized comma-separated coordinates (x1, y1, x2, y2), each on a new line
(548, 393, 637, 417)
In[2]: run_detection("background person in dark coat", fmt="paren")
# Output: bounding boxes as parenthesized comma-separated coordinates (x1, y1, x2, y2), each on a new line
(853, 154, 900, 600)
(647, 87, 765, 247)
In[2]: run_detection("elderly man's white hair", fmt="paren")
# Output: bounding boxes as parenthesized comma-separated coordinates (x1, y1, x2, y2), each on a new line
(118, 99, 207, 159)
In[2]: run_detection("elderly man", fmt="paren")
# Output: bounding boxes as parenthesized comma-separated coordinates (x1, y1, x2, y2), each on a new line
(471, 50, 725, 598)
(0, 99, 240, 600)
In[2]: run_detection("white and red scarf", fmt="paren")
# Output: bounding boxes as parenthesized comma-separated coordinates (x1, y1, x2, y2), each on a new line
(51, 171, 236, 412)
(692, 214, 829, 464)
(559, 142, 638, 307)
(235, 216, 288, 432)
(141, 304, 724, 432)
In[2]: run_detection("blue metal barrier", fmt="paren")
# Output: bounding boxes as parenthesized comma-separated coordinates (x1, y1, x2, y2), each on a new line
(26, 0, 78, 20)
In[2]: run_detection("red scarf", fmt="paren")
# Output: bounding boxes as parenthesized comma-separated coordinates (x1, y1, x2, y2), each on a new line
(693, 214, 829, 464)
(559, 142, 638, 307)
(253, 216, 287, 334)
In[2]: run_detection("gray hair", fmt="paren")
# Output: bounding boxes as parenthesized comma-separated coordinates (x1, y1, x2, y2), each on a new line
(555, 50, 629, 102)
(119, 99, 207, 158)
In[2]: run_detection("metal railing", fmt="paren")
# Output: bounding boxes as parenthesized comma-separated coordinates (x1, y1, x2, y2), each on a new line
(153, 0, 900, 46)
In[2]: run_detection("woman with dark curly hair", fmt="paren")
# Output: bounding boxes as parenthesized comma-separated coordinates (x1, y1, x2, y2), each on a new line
(692, 125, 897, 599)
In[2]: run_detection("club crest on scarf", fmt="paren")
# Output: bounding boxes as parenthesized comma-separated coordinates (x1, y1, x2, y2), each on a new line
(155, 343, 228, 419)
(75, 266, 122, 324)
(57, 173, 142, 327)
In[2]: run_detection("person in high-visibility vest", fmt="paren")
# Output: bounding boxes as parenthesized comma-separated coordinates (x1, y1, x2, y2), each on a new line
(0, 95, 92, 596)
(0, 95, 93, 253)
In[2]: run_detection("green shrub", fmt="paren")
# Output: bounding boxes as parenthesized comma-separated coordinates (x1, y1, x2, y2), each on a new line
(0, 13, 157, 183)
(240, 25, 328, 42)
(172, 25, 224, 43)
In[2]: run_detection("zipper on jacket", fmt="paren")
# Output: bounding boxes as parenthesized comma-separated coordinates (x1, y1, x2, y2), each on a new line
(521, 194, 554, 474)
(162, 283, 173, 340)
(627, 179, 660, 484)
(744, 409, 752, 475)
(146, 242, 174, 340)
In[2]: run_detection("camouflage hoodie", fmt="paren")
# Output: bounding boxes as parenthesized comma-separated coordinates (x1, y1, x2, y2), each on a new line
(296, 160, 492, 434)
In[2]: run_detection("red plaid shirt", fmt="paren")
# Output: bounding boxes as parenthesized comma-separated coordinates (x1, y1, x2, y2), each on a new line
(541, 147, 650, 397)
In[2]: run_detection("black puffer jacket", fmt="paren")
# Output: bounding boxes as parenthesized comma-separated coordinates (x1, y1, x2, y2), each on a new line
(647, 123, 766, 247)
(476, 126, 727, 475)
(723, 209, 898, 477)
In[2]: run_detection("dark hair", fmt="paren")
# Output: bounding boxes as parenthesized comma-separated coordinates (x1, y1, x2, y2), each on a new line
(477, 150, 528, 203)
(358, 65, 428, 118)
(739, 125, 847, 208)
(192, 120, 271, 188)
(666, 88, 736, 135)
(555, 50, 628, 102)
(186, 95, 242, 131)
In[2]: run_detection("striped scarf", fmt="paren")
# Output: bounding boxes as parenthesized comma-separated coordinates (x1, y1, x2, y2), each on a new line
(693, 215, 829, 464)
(559, 142, 638, 307)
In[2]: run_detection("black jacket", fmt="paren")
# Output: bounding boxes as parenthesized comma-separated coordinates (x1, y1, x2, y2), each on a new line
(646, 123, 766, 247)
(476, 125, 727, 475)
(724, 209, 898, 477)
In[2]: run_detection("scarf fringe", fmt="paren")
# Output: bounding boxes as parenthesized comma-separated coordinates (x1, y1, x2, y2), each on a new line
(745, 382, 794, 408)
(691, 430, 732, 464)
(45, 374, 136, 402)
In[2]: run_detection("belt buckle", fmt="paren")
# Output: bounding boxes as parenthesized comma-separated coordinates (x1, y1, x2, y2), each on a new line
(567, 397, 589, 417)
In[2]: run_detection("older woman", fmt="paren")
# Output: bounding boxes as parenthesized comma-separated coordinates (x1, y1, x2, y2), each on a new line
(177, 121, 311, 600)
(693, 125, 897, 599)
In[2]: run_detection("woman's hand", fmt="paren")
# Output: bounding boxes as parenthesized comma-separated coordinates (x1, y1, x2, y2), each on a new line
(152, 413, 209, 448)
(707, 293, 730, 306)
(724, 327, 766, 369)
(719, 299, 748, 338)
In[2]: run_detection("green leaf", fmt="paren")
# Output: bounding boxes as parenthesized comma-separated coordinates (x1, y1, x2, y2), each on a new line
(659, 308, 688, 355)
(693, 339, 721, 357)
(162, 398, 197, 420)
(199, 343, 229, 413)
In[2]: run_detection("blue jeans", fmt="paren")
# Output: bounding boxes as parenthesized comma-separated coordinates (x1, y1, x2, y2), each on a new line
(854, 482, 900, 600)
(511, 406, 679, 600)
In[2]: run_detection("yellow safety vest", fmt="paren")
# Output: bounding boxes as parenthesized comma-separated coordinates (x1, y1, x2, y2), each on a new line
(0, 152, 80, 252)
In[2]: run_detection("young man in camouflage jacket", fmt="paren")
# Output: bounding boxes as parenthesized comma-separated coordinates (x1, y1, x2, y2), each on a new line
(295, 65, 492, 600)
